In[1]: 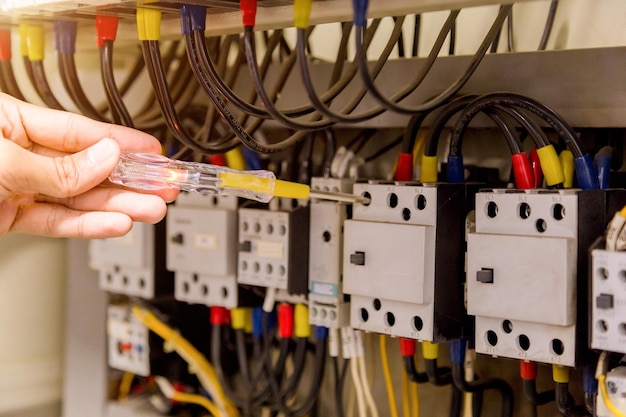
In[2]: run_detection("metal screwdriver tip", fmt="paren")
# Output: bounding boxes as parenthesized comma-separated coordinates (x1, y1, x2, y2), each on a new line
(308, 190, 371, 204)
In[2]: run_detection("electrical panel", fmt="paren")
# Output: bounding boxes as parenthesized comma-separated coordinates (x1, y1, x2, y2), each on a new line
(167, 192, 240, 308)
(467, 189, 626, 366)
(90, 221, 173, 299)
(308, 177, 354, 329)
(590, 249, 626, 354)
(237, 204, 310, 295)
(343, 182, 471, 342)
(107, 304, 151, 376)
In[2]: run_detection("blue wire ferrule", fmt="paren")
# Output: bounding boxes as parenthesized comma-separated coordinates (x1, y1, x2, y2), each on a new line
(574, 154, 599, 190)
(446, 154, 465, 183)
(583, 363, 598, 394)
(180, 5, 193, 36)
(314, 326, 329, 340)
(252, 307, 264, 338)
(243, 147, 263, 170)
(352, 0, 369, 27)
(189, 4, 207, 32)
(593, 151, 612, 190)
(54, 21, 77, 54)
(450, 339, 466, 365)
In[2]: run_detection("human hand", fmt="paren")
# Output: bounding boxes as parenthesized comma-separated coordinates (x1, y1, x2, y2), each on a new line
(0, 93, 177, 238)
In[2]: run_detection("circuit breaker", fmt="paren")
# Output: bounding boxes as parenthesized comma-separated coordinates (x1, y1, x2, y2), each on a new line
(343, 182, 471, 341)
(90, 221, 172, 298)
(590, 249, 626, 354)
(167, 192, 240, 308)
(308, 177, 354, 328)
(107, 304, 151, 376)
(467, 189, 626, 366)
(237, 203, 310, 296)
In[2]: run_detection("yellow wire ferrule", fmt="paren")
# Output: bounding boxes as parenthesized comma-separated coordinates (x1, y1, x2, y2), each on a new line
(18, 23, 29, 57)
(552, 364, 570, 383)
(137, 6, 162, 41)
(294, 304, 311, 338)
(25, 24, 45, 61)
(230, 307, 247, 330)
(219, 171, 310, 200)
(420, 155, 438, 183)
(536, 144, 565, 186)
(294, 0, 313, 29)
(422, 341, 439, 360)
(559, 149, 575, 189)
(225, 148, 247, 171)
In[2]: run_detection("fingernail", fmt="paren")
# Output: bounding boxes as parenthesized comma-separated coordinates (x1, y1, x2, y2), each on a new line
(88, 138, 117, 166)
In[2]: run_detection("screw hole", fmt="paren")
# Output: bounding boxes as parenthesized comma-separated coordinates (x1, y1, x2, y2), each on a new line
(597, 320, 609, 333)
(385, 312, 396, 327)
(518, 202, 531, 219)
(360, 308, 369, 322)
(502, 320, 513, 334)
(536, 218, 547, 233)
(486, 202, 498, 218)
(416, 195, 427, 210)
(551, 339, 564, 356)
(619, 323, 626, 336)
(373, 298, 382, 311)
(412, 316, 423, 331)
(183, 282, 190, 293)
(387, 193, 399, 208)
(323, 231, 331, 242)
(402, 208, 411, 221)
(517, 334, 530, 351)
(598, 267, 609, 280)
(362, 192, 372, 206)
(192, 273, 199, 283)
(552, 204, 565, 220)
(486, 330, 498, 346)
(202, 285, 209, 296)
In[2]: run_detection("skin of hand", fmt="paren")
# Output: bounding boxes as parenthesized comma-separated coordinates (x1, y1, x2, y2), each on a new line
(0, 93, 178, 238)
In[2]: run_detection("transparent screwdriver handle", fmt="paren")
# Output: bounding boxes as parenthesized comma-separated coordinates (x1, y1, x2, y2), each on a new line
(109, 152, 280, 202)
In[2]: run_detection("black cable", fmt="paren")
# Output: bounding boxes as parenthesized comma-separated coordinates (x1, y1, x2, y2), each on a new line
(283, 337, 327, 417)
(235, 329, 252, 390)
(211, 325, 244, 404)
(394, 16, 405, 57)
(449, 20, 456, 55)
(321, 129, 336, 178)
(58, 52, 106, 121)
(524, 379, 555, 407)
(363, 135, 404, 163)
(101, 40, 134, 127)
(555, 382, 591, 417)
(353, 7, 511, 115)
(402, 111, 431, 153)
(29, 59, 65, 110)
(0, 60, 26, 101)
(279, 337, 308, 401)
(333, 357, 347, 417)
(450, 384, 463, 417)
(507, 8, 515, 52)
(424, 95, 477, 157)
(412, 14, 421, 57)
(452, 363, 514, 417)
(449, 92, 584, 157)
(403, 355, 428, 383)
(483, 108, 524, 154)
(425, 359, 452, 385)
(539, 1, 559, 51)
(492, 105, 550, 148)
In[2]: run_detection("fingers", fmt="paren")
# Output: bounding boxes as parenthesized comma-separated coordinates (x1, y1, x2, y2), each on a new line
(0, 137, 122, 199)
(1, 94, 162, 154)
(9, 202, 134, 238)
(37, 187, 168, 224)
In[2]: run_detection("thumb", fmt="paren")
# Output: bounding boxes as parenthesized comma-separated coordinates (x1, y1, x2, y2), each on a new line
(0, 137, 120, 199)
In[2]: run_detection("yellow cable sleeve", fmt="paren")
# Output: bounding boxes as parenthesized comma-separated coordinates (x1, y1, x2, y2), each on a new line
(294, 0, 313, 29)
(294, 304, 311, 338)
(536, 145, 565, 186)
(230, 308, 247, 330)
(421, 341, 439, 360)
(401, 370, 410, 417)
(25, 25, 44, 61)
(410, 381, 420, 417)
(131, 307, 238, 416)
(225, 148, 247, 171)
(552, 364, 570, 383)
(136, 6, 162, 41)
(420, 155, 438, 184)
(219, 171, 311, 200)
(118, 372, 134, 401)
(171, 390, 221, 416)
(380, 335, 400, 417)
(559, 150, 575, 188)
(18, 24, 28, 57)
(274, 179, 310, 199)
(599, 375, 626, 417)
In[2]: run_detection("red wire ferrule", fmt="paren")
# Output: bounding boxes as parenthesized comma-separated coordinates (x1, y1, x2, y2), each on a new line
(530, 148, 543, 188)
(96, 15, 119, 47)
(208, 154, 227, 166)
(399, 337, 416, 357)
(240, 0, 258, 28)
(0, 29, 11, 61)
(520, 360, 537, 380)
(278, 303, 294, 339)
(395, 153, 414, 182)
(210, 307, 230, 326)
(512, 152, 534, 190)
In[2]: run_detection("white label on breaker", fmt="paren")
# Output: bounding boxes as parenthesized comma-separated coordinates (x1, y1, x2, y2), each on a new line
(257, 241, 284, 259)
(195, 233, 217, 250)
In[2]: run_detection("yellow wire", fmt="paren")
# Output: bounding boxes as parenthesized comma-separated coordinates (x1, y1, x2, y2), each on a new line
(401, 370, 410, 417)
(118, 372, 134, 401)
(600, 375, 626, 417)
(413, 128, 428, 166)
(410, 381, 420, 417)
(132, 306, 239, 417)
(171, 390, 222, 416)
(380, 335, 399, 417)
